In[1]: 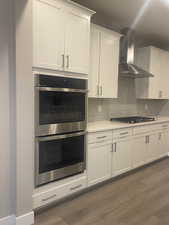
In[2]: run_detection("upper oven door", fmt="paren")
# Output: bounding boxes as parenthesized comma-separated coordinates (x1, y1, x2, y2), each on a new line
(35, 87, 87, 136)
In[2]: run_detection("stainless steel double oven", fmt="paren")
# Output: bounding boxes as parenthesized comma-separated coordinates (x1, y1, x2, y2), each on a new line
(35, 74, 87, 187)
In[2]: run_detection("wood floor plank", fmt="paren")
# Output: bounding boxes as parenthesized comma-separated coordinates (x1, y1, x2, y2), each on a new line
(35, 158, 169, 225)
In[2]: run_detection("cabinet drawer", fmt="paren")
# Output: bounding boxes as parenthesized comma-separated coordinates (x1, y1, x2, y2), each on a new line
(63, 177, 87, 195)
(33, 177, 87, 209)
(113, 128, 132, 140)
(33, 187, 61, 209)
(88, 131, 112, 144)
(161, 123, 169, 130)
(133, 124, 160, 135)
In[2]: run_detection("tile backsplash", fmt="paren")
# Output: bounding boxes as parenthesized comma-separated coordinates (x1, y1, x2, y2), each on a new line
(88, 78, 169, 122)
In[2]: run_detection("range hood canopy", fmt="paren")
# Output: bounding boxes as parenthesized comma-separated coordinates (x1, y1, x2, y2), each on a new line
(119, 28, 154, 79)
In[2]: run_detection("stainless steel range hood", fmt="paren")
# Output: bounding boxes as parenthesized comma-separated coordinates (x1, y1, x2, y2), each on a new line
(119, 28, 154, 79)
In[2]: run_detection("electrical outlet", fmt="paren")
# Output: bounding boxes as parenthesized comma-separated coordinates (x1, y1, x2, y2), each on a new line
(145, 104, 148, 111)
(98, 105, 102, 113)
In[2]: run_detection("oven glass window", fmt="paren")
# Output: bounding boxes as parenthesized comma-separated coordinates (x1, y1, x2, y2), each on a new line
(39, 135, 85, 174)
(39, 91, 85, 125)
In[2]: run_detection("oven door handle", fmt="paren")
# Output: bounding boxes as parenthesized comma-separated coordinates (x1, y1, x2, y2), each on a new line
(37, 131, 86, 142)
(36, 87, 88, 93)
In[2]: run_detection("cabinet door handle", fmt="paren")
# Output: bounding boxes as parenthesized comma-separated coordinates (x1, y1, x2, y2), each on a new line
(42, 194, 56, 202)
(159, 133, 162, 140)
(114, 143, 117, 152)
(100, 86, 103, 96)
(62, 54, 65, 68)
(112, 144, 114, 152)
(66, 55, 70, 68)
(145, 136, 148, 144)
(97, 85, 100, 96)
(70, 184, 82, 191)
(159, 91, 162, 98)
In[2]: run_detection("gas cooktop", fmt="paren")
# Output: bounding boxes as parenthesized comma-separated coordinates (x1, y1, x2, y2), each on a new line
(110, 116, 155, 124)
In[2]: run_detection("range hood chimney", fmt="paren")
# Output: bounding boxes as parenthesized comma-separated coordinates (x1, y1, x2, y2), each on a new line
(119, 28, 154, 78)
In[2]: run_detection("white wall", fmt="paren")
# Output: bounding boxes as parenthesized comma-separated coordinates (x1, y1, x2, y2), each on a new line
(88, 78, 168, 122)
(88, 78, 138, 122)
(0, 0, 34, 220)
(0, 0, 14, 218)
(15, 0, 34, 217)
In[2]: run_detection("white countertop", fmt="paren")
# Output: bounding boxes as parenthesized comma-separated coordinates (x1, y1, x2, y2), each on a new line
(87, 117, 169, 133)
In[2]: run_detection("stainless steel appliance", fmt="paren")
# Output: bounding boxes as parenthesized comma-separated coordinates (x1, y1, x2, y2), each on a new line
(119, 28, 154, 79)
(111, 116, 155, 124)
(35, 74, 87, 187)
(35, 75, 87, 136)
(35, 131, 86, 187)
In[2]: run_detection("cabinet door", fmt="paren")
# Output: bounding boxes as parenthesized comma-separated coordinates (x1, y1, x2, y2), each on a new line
(33, 0, 65, 70)
(87, 143, 111, 186)
(160, 51, 169, 99)
(65, 11, 90, 74)
(132, 136, 147, 168)
(146, 134, 159, 163)
(149, 47, 161, 99)
(163, 131, 169, 155)
(158, 131, 169, 157)
(89, 25, 100, 98)
(99, 31, 120, 98)
(89, 26, 100, 97)
(112, 139, 132, 176)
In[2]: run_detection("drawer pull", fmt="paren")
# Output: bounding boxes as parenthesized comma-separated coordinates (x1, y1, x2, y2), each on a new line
(42, 194, 57, 202)
(96, 140, 107, 144)
(120, 132, 129, 135)
(119, 136, 127, 139)
(97, 136, 107, 139)
(70, 184, 82, 191)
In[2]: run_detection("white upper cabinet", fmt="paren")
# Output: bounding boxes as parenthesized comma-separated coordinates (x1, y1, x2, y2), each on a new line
(135, 46, 169, 99)
(99, 31, 120, 98)
(33, 0, 94, 74)
(65, 10, 90, 74)
(33, 0, 65, 71)
(89, 26, 100, 97)
(89, 24, 121, 98)
(160, 50, 169, 99)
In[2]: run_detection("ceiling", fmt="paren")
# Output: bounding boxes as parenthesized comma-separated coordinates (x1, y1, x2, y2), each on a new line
(73, 0, 169, 48)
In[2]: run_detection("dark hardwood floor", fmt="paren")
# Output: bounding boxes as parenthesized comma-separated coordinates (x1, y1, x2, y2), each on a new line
(35, 158, 169, 225)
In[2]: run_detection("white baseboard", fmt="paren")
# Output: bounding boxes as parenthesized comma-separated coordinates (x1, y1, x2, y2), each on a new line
(16, 211, 34, 225)
(0, 215, 15, 225)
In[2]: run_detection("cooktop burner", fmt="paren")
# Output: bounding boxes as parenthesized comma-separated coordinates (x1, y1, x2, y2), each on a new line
(110, 116, 155, 124)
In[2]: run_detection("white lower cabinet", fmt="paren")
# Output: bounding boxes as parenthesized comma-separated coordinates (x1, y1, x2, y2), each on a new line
(132, 135, 147, 168)
(33, 176, 87, 209)
(157, 131, 169, 158)
(87, 142, 112, 186)
(132, 130, 169, 168)
(146, 133, 159, 163)
(112, 139, 132, 176)
(33, 124, 169, 209)
(163, 131, 169, 155)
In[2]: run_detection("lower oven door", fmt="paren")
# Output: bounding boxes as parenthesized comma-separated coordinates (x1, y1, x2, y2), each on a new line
(35, 132, 86, 187)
